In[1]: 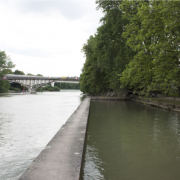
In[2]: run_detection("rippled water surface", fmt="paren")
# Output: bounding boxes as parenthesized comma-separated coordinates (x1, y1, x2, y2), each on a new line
(81, 101, 180, 180)
(0, 90, 82, 180)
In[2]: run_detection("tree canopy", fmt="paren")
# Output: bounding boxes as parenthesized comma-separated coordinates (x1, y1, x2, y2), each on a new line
(0, 51, 15, 92)
(80, 0, 180, 97)
(36, 74, 43, 76)
(14, 69, 25, 75)
(80, 1, 133, 95)
(0, 51, 15, 77)
(120, 1, 180, 95)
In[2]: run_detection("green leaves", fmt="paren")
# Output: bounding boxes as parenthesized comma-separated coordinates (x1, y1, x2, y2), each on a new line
(120, 1, 180, 96)
(0, 80, 10, 93)
(80, 2, 133, 95)
(14, 70, 25, 75)
(0, 51, 15, 93)
(0, 51, 15, 77)
(81, 1, 180, 96)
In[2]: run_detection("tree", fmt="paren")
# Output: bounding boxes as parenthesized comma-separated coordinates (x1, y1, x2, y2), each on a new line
(55, 82, 80, 89)
(0, 51, 15, 93)
(82, 34, 111, 95)
(80, 1, 133, 95)
(120, 1, 180, 96)
(0, 51, 15, 77)
(36, 74, 43, 76)
(26, 73, 34, 76)
(0, 80, 10, 93)
(14, 69, 25, 75)
(96, 0, 122, 12)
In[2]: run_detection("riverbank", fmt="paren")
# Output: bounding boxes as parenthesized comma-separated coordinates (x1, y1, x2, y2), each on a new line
(91, 95, 180, 113)
(19, 97, 90, 180)
(133, 96, 180, 113)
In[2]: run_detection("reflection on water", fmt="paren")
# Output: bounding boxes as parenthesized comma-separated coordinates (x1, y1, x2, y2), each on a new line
(0, 90, 82, 180)
(81, 101, 180, 180)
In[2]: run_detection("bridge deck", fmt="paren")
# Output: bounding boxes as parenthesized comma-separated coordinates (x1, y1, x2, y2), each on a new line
(1, 75, 79, 82)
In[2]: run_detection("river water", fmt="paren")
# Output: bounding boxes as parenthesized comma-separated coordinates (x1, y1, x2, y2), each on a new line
(80, 100, 180, 180)
(0, 90, 82, 180)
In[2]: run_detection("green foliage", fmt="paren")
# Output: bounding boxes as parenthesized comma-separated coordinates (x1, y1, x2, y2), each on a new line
(9, 86, 21, 92)
(36, 74, 43, 76)
(80, 1, 133, 95)
(95, 0, 122, 12)
(42, 85, 60, 91)
(55, 82, 80, 89)
(54, 86, 60, 91)
(0, 80, 10, 93)
(80, 1, 180, 96)
(10, 82, 24, 91)
(0, 51, 15, 77)
(14, 70, 25, 75)
(48, 87, 54, 91)
(120, 1, 180, 96)
(26, 73, 34, 76)
(0, 51, 15, 92)
(80, 36, 109, 94)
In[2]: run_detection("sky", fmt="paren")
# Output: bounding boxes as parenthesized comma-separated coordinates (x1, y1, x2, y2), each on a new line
(0, 0, 103, 77)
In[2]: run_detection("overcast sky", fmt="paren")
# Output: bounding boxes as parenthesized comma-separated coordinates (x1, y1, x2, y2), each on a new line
(0, 0, 103, 77)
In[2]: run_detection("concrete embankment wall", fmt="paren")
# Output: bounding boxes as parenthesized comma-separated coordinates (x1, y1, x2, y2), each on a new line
(90, 96, 132, 101)
(19, 97, 90, 180)
(133, 99, 180, 113)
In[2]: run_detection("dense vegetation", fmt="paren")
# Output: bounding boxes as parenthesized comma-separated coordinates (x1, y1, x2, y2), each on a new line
(37, 85, 60, 92)
(0, 51, 15, 92)
(55, 82, 80, 90)
(80, 1, 180, 97)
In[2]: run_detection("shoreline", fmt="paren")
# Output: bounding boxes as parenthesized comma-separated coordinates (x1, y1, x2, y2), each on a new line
(90, 95, 180, 113)
(132, 98, 180, 113)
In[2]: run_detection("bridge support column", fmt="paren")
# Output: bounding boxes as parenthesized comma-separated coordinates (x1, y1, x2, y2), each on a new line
(31, 89, 36, 94)
(51, 82, 55, 87)
(28, 87, 31, 93)
(28, 87, 36, 94)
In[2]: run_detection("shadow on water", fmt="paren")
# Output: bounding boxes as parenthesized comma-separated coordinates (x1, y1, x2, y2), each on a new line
(80, 100, 180, 180)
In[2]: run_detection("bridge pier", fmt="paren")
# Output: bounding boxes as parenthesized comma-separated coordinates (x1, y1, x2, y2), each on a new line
(51, 82, 55, 87)
(28, 87, 36, 94)
(31, 89, 36, 94)
(28, 87, 31, 93)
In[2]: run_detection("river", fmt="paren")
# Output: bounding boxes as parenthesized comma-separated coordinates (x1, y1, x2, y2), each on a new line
(0, 90, 82, 180)
(80, 100, 180, 180)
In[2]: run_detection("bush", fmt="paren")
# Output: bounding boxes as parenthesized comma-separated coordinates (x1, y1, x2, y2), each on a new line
(0, 81, 10, 93)
(48, 87, 54, 91)
(54, 86, 60, 91)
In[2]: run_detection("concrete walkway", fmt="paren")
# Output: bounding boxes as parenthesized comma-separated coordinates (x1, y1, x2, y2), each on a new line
(19, 97, 90, 180)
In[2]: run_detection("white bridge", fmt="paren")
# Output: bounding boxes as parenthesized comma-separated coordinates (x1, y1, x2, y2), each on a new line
(2, 74, 79, 93)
